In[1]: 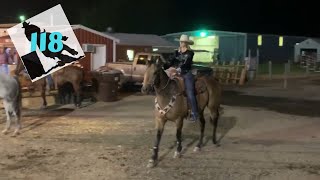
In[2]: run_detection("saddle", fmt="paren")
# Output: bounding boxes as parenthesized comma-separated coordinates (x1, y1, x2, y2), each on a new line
(165, 67, 207, 96)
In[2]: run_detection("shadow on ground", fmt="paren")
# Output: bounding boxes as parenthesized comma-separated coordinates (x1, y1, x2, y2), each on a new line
(223, 90, 320, 117)
(20, 108, 74, 133)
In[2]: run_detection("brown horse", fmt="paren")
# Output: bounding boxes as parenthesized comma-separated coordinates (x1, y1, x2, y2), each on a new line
(15, 60, 85, 108)
(141, 59, 222, 168)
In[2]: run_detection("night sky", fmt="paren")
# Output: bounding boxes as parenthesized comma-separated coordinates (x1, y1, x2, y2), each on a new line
(1, 0, 318, 37)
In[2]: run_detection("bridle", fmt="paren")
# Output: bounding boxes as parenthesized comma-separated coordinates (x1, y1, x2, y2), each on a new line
(149, 67, 171, 93)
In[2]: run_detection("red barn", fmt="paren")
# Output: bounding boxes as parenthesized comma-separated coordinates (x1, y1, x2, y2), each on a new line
(72, 25, 119, 80)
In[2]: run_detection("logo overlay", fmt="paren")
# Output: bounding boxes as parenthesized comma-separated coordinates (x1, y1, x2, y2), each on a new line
(7, 4, 85, 82)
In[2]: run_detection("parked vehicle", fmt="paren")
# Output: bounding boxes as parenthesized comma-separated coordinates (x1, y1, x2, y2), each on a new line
(102, 52, 166, 86)
(100, 52, 213, 87)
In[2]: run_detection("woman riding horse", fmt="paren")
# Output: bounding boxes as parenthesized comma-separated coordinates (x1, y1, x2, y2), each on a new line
(166, 34, 199, 122)
(141, 43, 222, 167)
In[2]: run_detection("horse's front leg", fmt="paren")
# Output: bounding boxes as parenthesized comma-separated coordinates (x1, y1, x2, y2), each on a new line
(72, 83, 81, 108)
(148, 118, 166, 168)
(173, 117, 183, 158)
(194, 112, 205, 152)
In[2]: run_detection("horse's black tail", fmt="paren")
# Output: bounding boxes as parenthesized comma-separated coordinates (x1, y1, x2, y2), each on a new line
(13, 76, 22, 119)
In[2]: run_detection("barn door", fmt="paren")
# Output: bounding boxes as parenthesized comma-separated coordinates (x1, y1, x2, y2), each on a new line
(91, 45, 107, 71)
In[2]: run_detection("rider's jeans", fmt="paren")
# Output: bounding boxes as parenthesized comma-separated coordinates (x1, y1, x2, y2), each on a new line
(182, 71, 198, 118)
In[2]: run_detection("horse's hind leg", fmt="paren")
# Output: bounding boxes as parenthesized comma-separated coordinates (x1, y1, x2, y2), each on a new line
(12, 110, 21, 137)
(173, 118, 183, 158)
(2, 101, 11, 135)
(41, 84, 47, 109)
(210, 107, 220, 145)
(147, 118, 166, 168)
(194, 111, 205, 152)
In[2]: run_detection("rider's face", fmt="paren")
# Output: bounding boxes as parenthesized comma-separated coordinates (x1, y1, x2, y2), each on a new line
(179, 42, 187, 48)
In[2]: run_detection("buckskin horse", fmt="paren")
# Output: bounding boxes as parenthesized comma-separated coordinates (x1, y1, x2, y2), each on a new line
(141, 59, 222, 168)
(14, 59, 85, 108)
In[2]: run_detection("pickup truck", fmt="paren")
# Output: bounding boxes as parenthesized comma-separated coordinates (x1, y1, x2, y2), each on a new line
(101, 52, 213, 86)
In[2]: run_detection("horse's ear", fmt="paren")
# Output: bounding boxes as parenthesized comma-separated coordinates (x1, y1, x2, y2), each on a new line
(155, 58, 163, 66)
(146, 59, 153, 66)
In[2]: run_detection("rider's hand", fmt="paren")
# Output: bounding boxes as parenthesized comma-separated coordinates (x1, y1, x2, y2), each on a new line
(176, 68, 181, 73)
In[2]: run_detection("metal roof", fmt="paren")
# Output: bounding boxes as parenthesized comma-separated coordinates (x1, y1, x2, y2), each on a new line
(163, 30, 247, 37)
(311, 38, 320, 44)
(104, 32, 176, 47)
(0, 23, 120, 42)
(73, 25, 119, 42)
(0, 23, 17, 28)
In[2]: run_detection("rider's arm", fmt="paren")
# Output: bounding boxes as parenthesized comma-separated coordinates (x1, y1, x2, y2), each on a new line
(164, 50, 179, 69)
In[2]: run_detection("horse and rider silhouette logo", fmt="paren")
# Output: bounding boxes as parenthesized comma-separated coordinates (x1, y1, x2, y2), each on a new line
(21, 21, 84, 80)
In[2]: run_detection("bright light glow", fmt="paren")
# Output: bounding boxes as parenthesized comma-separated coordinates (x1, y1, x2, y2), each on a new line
(296, 43, 299, 45)
(153, 48, 158, 52)
(279, 36, 283, 47)
(200, 31, 207, 37)
(19, 15, 25, 22)
(257, 35, 262, 46)
(208, 35, 216, 39)
(127, 49, 134, 61)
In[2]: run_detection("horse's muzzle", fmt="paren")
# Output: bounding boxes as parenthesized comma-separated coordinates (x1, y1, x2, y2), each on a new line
(141, 84, 152, 94)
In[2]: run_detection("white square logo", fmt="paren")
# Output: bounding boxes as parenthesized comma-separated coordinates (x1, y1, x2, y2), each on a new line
(7, 4, 85, 82)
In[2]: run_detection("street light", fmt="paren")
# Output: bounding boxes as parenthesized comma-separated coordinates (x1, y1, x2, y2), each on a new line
(196, 30, 208, 37)
(200, 31, 207, 37)
(19, 15, 26, 22)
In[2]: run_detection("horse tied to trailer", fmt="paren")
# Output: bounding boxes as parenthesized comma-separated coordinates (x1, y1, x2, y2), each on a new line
(14, 59, 85, 108)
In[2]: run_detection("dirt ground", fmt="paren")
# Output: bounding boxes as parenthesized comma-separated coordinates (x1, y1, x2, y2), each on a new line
(1, 77, 320, 180)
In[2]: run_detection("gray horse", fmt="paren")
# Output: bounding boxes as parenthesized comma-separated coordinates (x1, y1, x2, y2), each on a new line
(0, 73, 22, 136)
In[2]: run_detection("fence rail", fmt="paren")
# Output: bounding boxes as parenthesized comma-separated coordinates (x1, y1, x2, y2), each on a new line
(211, 61, 247, 85)
(298, 55, 320, 72)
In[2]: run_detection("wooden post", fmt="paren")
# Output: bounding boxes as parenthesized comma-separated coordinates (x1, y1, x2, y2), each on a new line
(283, 63, 288, 89)
(288, 60, 291, 73)
(239, 67, 246, 85)
(305, 63, 309, 76)
(268, 61, 272, 80)
(226, 68, 231, 84)
(234, 61, 240, 84)
(256, 48, 260, 75)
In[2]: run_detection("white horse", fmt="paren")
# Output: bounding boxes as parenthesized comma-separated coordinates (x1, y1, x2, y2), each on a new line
(0, 73, 22, 136)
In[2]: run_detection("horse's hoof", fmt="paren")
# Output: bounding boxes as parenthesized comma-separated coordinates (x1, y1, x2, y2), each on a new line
(193, 146, 201, 152)
(214, 143, 221, 147)
(12, 131, 20, 137)
(173, 151, 182, 158)
(2, 129, 8, 135)
(147, 159, 156, 168)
